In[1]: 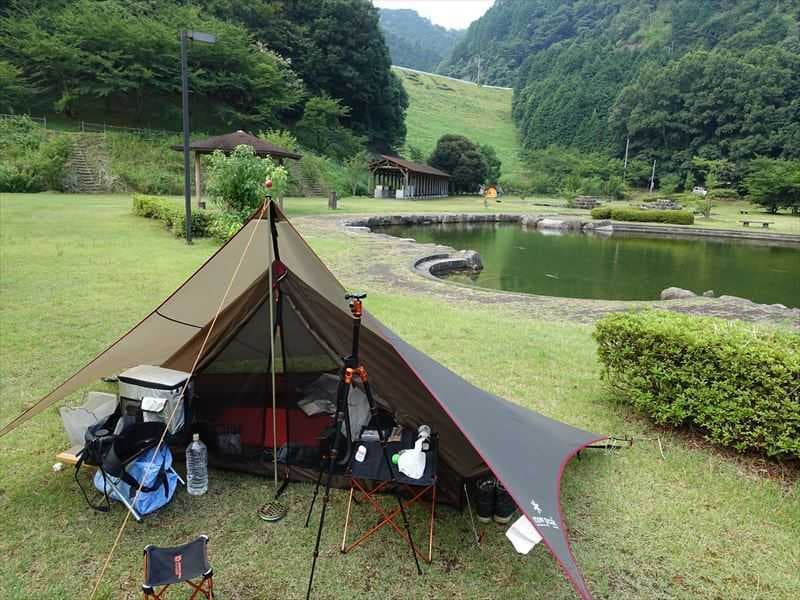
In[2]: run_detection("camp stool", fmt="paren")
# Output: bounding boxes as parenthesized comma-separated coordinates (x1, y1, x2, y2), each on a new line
(142, 535, 214, 599)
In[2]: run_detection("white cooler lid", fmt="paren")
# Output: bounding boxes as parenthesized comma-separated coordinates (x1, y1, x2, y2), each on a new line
(118, 365, 190, 389)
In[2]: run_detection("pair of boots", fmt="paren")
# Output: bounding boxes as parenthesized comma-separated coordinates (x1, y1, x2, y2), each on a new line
(477, 478, 516, 524)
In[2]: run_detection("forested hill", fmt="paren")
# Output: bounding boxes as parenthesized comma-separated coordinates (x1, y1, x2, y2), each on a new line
(0, 0, 407, 151)
(441, 0, 800, 172)
(379, 9, 464, 72)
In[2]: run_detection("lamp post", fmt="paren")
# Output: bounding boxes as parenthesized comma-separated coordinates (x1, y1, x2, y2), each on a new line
(181, 30, 216, 244)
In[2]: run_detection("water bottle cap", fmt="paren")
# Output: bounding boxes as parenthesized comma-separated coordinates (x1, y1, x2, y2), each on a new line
(193, 433, 200, 441)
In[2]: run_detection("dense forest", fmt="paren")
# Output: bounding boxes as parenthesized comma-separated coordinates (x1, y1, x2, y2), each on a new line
(0, 0, 407, 151)
(378, 8, 463, 72)
(442, 0, 800, 179)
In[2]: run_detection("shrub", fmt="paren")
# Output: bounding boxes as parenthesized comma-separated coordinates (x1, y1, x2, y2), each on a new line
(132, 194, 215, 238)
(659, 173, 681, 194)
(593, 311, 800, 458)
(590, 206, 612, 219)
(207, 145, 288, 213)
(0, 116, 71, 191)
(708, 187, 740, 200)
(590, 206, 694, 225)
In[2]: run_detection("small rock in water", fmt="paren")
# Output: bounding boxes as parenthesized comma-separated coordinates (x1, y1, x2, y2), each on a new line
(461, 249, 483, 271)
(660, 287, 697, 300)
(702, 290, 715, 297)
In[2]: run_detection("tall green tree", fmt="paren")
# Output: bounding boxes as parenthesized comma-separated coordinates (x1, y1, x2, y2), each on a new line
(200, 0, 408, 151)
(429, 134, 487, 193)
(295, 95, 365, 161)
(744, 158, 800, 214)
(342, 151, 370, 197)
(479, 144, 502, 185)
(0, 59, 35, 112)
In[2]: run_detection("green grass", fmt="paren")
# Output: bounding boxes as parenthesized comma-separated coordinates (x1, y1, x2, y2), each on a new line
(1, 194, 799, 599)
(395, 67, 525, 180)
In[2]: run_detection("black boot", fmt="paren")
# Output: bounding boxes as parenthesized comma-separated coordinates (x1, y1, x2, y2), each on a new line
(476, 478, 496, 524)
(493, 482, 516, 524)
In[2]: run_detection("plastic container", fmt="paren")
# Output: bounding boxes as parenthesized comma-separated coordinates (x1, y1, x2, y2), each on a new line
(355, 445, 367, 462)
(186, 433, 208, 496)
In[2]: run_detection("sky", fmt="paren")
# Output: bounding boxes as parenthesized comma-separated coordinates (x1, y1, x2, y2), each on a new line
(372, 0, 495, 30)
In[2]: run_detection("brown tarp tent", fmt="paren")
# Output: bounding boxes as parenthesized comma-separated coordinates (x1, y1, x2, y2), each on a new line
(0, 201, 605, 599)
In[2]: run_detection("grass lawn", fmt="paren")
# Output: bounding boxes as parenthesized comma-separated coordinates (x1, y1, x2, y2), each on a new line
(1, 193, 798, 599)
(394, 67, 525, 180)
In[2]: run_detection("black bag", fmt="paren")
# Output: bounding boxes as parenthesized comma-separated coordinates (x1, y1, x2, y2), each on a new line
(75, 417, 169, 513)
(75, 413, 121, 512)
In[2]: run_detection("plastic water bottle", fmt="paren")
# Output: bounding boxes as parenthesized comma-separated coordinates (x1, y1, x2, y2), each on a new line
(186, 433, 208, 496)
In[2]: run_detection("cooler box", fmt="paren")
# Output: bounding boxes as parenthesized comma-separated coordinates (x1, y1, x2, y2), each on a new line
(118, 365, 191, 435)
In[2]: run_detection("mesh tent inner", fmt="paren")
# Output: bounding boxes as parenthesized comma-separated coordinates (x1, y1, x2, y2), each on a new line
(188, 275, 340, 470)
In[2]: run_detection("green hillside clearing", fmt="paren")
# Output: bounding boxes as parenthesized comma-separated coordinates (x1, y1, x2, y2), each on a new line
(395, 67, 524, 180)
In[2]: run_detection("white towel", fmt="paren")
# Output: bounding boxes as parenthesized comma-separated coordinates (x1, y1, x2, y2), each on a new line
(505, 515, 542, 555)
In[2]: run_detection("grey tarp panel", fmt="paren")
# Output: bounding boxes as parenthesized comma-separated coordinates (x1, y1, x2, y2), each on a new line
(377, 327, 604, 600)
(0, 201, 604, 599)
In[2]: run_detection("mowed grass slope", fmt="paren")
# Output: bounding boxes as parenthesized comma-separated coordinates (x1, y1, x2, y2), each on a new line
(1, 194, 799, 599)
(395, 67, 525, 179)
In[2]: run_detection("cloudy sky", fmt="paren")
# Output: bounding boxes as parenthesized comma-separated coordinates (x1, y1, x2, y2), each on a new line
(372, 0, 495, 30)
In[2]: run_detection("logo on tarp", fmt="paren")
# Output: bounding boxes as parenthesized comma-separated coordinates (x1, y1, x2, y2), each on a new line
(530, 498, 559, 529)
(174, 555, 182, 579)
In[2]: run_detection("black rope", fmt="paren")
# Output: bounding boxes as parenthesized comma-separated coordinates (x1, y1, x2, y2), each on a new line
(155, 310, 202, 329)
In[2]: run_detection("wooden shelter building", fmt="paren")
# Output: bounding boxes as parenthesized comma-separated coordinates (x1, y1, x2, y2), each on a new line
(173, 130, 301, 207)
(369, 155, 449, 199)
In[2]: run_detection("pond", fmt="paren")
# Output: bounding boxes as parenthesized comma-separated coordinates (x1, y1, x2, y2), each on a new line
(379, 223, 800, 307)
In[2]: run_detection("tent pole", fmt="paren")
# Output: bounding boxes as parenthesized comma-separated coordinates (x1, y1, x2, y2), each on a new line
(267, 198, 278, 492)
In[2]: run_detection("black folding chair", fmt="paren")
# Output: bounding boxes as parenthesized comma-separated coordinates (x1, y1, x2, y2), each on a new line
(142, 535, 214, 599)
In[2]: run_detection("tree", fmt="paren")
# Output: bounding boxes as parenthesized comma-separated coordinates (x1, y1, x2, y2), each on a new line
(0, 1, 303, 128)
(407, 145, 425, 162)
(295, 95, 365, 160)
(744, 158, 800, 214)
(479, 144, 502, 185)
(342, 151, 370, 197)
(0, 60, 34, 112)
(203, 0, 408, 151)
(429, 134, 488, 194)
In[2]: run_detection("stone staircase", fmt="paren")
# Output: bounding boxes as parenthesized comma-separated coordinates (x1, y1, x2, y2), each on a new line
(65, 140, 103, 192)
(287, 159, 329, 197)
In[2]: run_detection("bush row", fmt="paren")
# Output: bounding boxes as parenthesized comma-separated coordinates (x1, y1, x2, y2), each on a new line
(132, 194, 216, 238)
(594, 311, 800, 459)
(591, 206, 694, 224)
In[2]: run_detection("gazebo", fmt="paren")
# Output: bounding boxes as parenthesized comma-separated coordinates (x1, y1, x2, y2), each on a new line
(369, 154, 450, 199)
(173, 130, 302, 208)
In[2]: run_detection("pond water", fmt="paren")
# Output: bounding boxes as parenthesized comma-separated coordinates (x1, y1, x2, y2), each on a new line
(379, 224, 800, 307)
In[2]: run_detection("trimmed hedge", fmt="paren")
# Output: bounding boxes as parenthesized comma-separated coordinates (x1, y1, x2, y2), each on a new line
(591, 206, 694, 224)
(132, 194, 215, 238)
(593, 311, 800, 458)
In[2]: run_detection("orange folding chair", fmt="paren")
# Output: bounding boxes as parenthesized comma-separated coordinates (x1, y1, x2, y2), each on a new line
(142, 535, 214, 599)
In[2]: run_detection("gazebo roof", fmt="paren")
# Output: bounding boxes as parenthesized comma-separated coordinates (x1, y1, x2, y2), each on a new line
(371, 154, 450, 178)
(172, 130, 302, 160)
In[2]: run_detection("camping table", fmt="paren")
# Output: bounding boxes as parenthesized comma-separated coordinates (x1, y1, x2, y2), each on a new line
(340, 430, 437, 563)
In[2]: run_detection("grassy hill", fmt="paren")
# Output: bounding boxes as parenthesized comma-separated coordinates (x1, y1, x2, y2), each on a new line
(395, 67, 524, 180)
